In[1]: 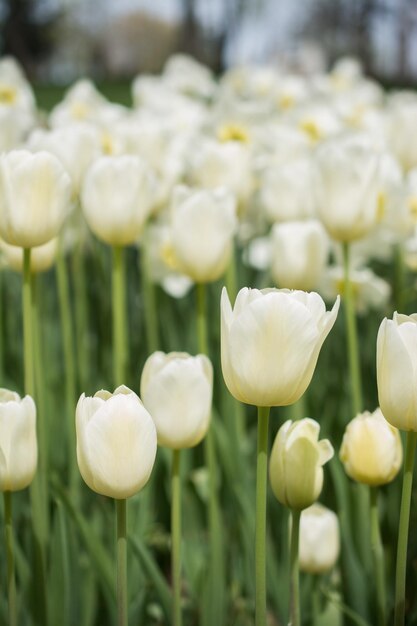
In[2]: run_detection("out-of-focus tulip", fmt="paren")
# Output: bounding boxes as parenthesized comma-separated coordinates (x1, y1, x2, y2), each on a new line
(314, 134, 381, 241)
(169, 185, 237, 282)
(271, 220, 329, 291)
(221, 287, 339, 407)
(377, 313, 417, 431)
(319, 265, 391, 315)
(298, 504, 340, 574)
(269, 418, 334, 510)
(387, 92, 417, 172)
(140, 351, 212, 449)
(76, 385, 157, 499)
(340, 408, 402, 486)
(0, 150, 72, 248)
(82, 155, 156, 246)
(0, 389, 37, 492)
(0, 237, 58, 273)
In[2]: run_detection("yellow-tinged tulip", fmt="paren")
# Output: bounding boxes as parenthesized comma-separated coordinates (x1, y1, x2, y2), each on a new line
(0, 389, 37, 491)
(298, 504, 340, 574)
(377, 312, 417, 431)
(0, 150, 72, 248)
(221, 287, 339, 407)
(76, 385, 157, 499)
(340, 408, 402, 486)
(269, 418, 334, 510)
(140, 351, 212, 449)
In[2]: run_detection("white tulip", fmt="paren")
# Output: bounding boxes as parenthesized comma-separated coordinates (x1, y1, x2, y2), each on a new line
(271, 220, 329, 291)
(261, 157, 315, 223)
(298, 504, 340, 574)
(76, 385, 157, 499)
(82, 155, 156, 246)
(0, 389, 37, 492)
(141, 351, 212, 449)
(221, 287, 339, 407)
(0, 150, 72, 248)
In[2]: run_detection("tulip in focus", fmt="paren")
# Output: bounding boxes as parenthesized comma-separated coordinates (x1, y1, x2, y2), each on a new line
(269, 418, 334, 510)
(221, 287, 339, 407)
(0, 389, 37, 492)
(298, 504, 340, 574)
(141, 351, 212, 449)
(271, 220, 329, 291)
(340, 408, 402, 486)
(0, 150, 72, 248)
(377, 313, 417, 431)
(76, 385, 157, 499)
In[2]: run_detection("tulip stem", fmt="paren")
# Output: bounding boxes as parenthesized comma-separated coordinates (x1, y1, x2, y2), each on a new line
(255, 405, 270, 626)
(112, 245, 127, 386)
(393, 242, 406, 314)
(4, 491, 17, 626)
(196, 283, 225, 625)
(140, 234, 159, 354)
(370, 487, 386, 626)
(56, 245, 78, 498)
(23, 248, 48, 626)
(172, 449, 182, 626)
(72, 238, 89, 392)
(289, 509, 301, 626)
(342, 242, 362, 415)
(394, 431, 417, 626)
(116, 498, 128, 626)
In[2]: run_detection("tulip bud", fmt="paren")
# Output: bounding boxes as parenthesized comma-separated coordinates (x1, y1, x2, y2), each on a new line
(0, 237, 58, 273)
(314, 134, 381, 241)
(377, 313, 417, 431)
(261, 157, 315, 223)
(0, 150, 72, 248)
(0, 389, 37, 491)
(221, 287, 339, 407)
(76, 385, 157, 499)
(340, 408, 402, 485)
(82, 155, 156, 246)
(169, 185, 237, 283)
(269, 418, 334, 510)
(140, 351, 212, 449)
(298, 504, 340, 574)
(271, 220, 329, 291)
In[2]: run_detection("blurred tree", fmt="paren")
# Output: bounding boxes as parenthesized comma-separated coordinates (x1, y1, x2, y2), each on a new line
(0, 0, 61, 78)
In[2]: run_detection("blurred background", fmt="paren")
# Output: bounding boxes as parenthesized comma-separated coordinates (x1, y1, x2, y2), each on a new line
(0, 0, 416, 93)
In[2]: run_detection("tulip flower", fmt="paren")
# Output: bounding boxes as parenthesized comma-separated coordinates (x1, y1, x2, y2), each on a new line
(0, 150, 72, 248)
(221, 287, 340, 407)
(298, 504, 340, 574)
(271, 220, 329, 291)
(340, 408, 402, 486)
(261, 157, 315, 223)
(169, 185, 237, 283)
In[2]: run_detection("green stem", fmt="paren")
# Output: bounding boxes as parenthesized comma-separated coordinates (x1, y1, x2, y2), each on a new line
(4, 492, 17, 626)
(56, 246, 77, 496)
(290, 509, 301, 626)
(196, 283, 208, 355)
(255, 405, 270, 626)
(370, 488, 386, 626)
(394, 431, 417, 626)
(71, 239, 89, 392)
(342, 242, 362, 415)
(393, 242, 406, 314)
(172, 449, 182, 626)
(311, 576, 321, 626)
(140, 235, 159, 354)
(112, 246, 127, 387)
(116, 499, 128, 626)
(291, 393, 307, 421)
(23, 248, 48, 626)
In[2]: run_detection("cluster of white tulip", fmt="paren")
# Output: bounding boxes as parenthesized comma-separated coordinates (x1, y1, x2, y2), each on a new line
(1, 50, 417, 626)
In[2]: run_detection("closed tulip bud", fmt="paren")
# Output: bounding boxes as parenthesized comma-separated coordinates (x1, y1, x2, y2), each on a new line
(0, 389, 37, 491)
(76, 385, 157, 499)
(314, 134, 381, 242)
(82, 155, 156, 246)
(261, 157, 315, 223)
(0, 237, 58, 273)
(169, 185, 237, 283)
(269, 418, 334, 510)
(340, 408, 402, 485)
(298, 504, 340, 574)
(221, 287, 339, 407)
(0, 150, 72, 248)
(377, 313, 417, 431)
(271, 220, 329, 291)
(140, 351, 212, 449)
